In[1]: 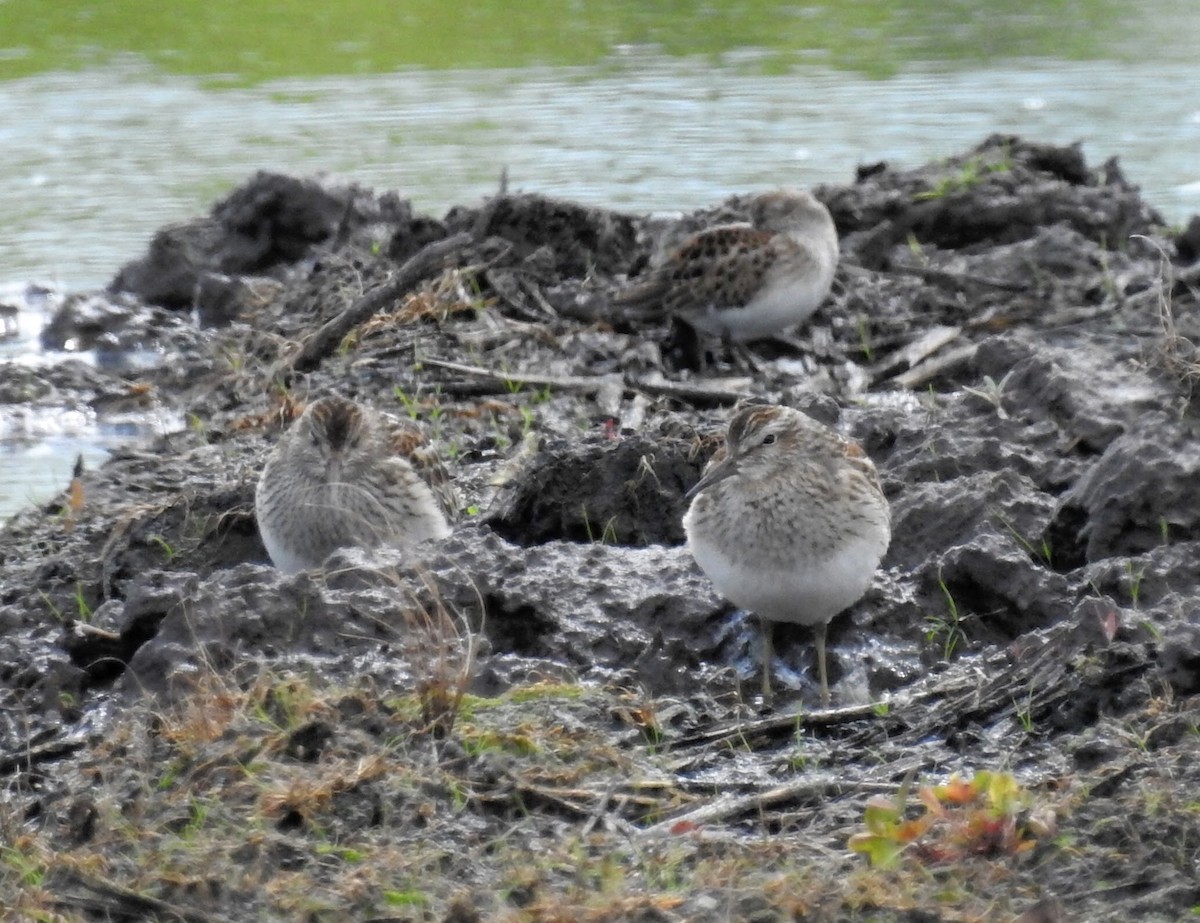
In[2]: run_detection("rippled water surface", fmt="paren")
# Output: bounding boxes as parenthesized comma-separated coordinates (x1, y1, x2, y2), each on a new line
(2, 0, 1199, 516)
(4, 58, 1198, 291)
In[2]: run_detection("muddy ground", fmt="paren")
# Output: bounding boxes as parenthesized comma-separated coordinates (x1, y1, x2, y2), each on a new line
(3, 135, 1200, 922)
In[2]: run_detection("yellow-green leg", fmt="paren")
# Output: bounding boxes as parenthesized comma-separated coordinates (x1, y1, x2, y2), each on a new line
(760, 617, 774, 704)
(814, 621, 830, 706)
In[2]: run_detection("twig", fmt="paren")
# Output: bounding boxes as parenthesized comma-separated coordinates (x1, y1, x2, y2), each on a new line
(639, 774, 896, 837)
(631, 374, 750, 406)
(420, 357, 616, 394)
(665, 700, 889, 756)
(886, 262, 1027, 293)
(580, 780, 617, 836)
(869, 324, 962, 384)
(288, 232, 473, 373)
(49, 870, 232, 923)
(889, 343, 979, 389)
(421, 357, 751, 407)
(0, 735, 89, 775)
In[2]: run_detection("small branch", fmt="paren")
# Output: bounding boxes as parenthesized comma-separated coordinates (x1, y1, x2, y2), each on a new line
(665, 700, 889, 756)
(885, 262, 1027, 293)
(889, 343, 978, 389)
(869, 324, 963, 384)
(639, 776, 851, 837)
(631, 374, 750, 406)
(421, 357, 751, 407)
(288, 232, 473, 373)
(420, 357, 614, 394)
(0, 735, 88, 775)
(49, 870, 232, 923)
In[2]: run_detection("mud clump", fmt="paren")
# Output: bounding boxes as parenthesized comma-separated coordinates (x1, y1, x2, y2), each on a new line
(487, 429, 701, 547)
(4, 134, 1200, 921)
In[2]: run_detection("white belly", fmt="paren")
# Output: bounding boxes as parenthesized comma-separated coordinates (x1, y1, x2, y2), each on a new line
(687, 529, 885, 626)
(258, 525, 309, 576)
(691, 262, 835, 341)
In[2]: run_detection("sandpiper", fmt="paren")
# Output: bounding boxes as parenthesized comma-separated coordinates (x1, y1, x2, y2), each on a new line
(255, 395, 454, 574)
(614, 189, 839, 342)
(683, 403, 891, 703)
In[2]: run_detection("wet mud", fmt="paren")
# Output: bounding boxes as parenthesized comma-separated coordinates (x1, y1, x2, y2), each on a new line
(3, 135, 1200, 921)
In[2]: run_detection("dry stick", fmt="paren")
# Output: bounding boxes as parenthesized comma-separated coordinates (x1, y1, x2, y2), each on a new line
(664, 700, 888, 755)
(662, 676, 986, 762)
(50, 870, 231, 923)
(0, 736, 88, 775)
(869, 324, 963, 384)
(638, 775, 872, 838)
(883, 262, 1027, 293)
(288, 232, 474, 373)
(580, 780, 620, 837)
(634, 375, 752, 406)
(890, 343, 979, 389)
(420, 357, 751, 407)
(421, 357, 617, 394)
(840, 260, 1024, 293)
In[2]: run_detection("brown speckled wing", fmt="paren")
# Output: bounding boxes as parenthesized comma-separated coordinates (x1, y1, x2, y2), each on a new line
(387, 423, 461, 522)
(617, 225, 779, 315)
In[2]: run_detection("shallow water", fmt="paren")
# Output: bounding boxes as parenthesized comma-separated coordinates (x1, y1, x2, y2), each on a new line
(3, 57, 1197, 293)
(2, 2, 1199, 518)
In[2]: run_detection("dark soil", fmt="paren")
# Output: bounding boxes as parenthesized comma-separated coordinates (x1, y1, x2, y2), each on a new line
(3, 135, 1200, 922)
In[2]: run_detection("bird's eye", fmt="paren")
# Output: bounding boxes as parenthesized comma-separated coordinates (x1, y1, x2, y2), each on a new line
(761, 433, 777, 446)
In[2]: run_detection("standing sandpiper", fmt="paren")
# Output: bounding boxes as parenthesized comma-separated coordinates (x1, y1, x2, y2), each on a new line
(255, 395, 454, 574)
(683, 403, 891, 703)
(614, 189, 839, 342)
